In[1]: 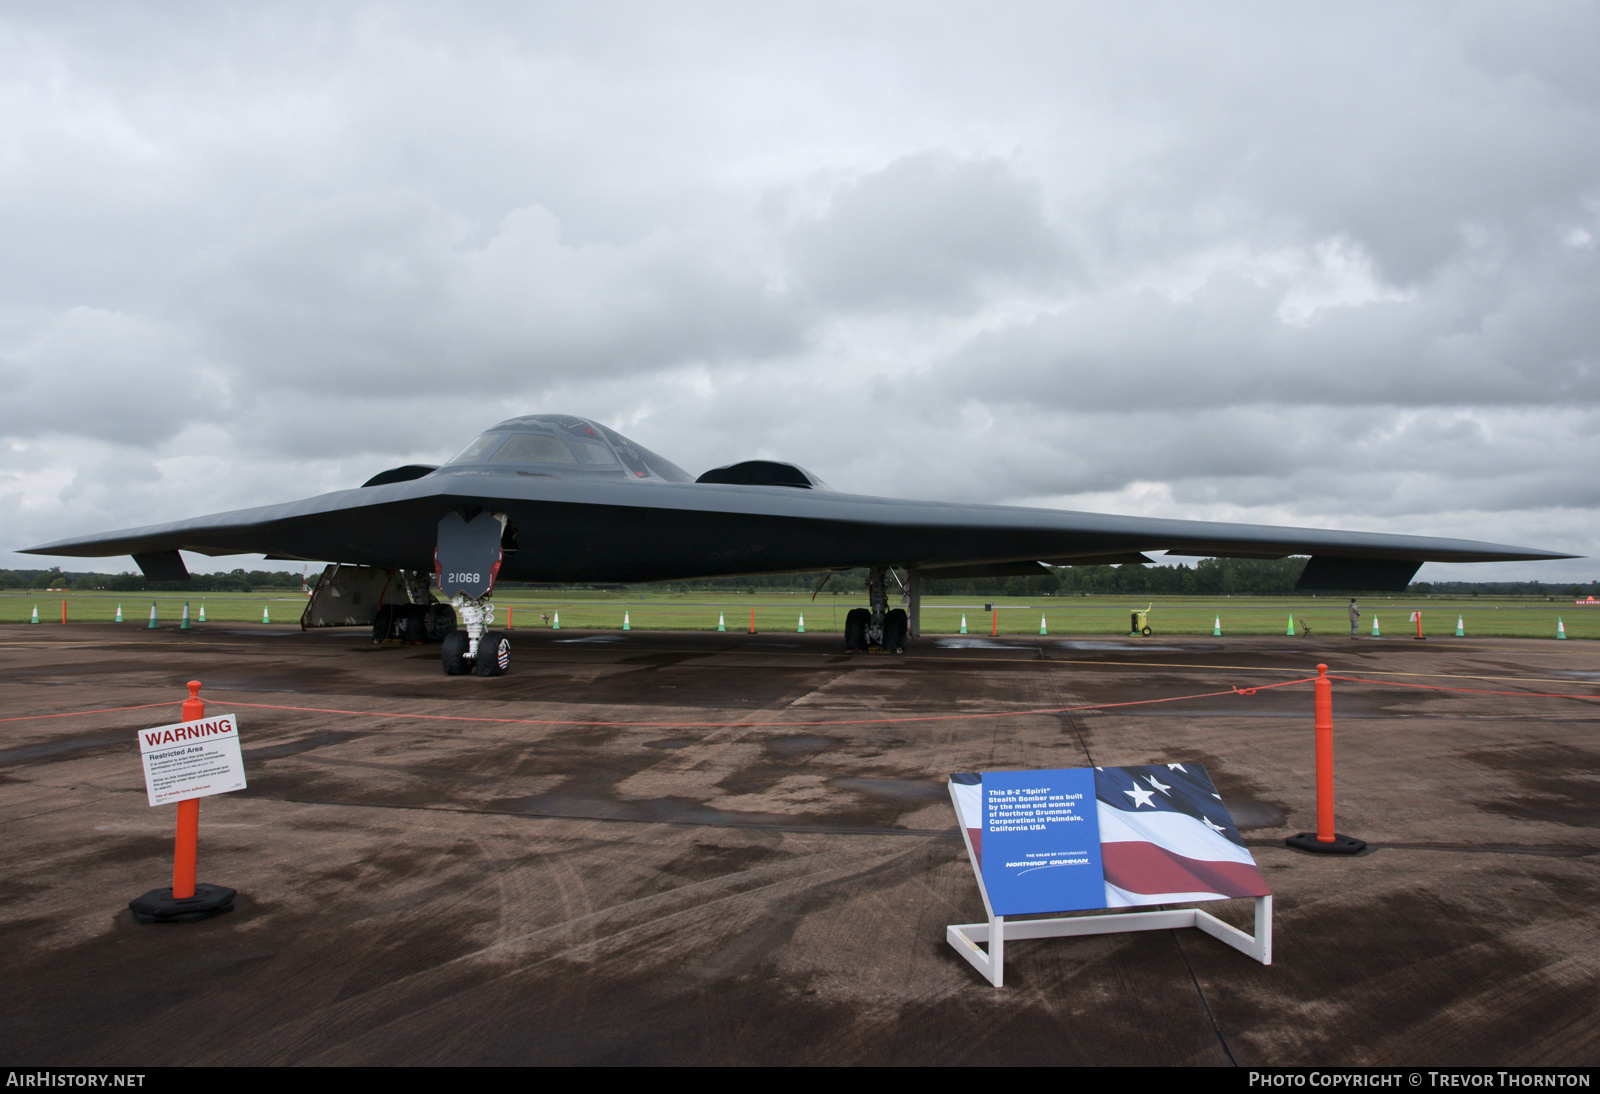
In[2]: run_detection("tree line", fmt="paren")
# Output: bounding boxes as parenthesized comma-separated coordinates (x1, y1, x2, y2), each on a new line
(3, 568, 308, 593)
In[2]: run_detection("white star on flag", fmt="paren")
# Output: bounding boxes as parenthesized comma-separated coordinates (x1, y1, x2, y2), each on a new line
(1124, 784, 1156, 808)
(1147, 775, 1172, 795)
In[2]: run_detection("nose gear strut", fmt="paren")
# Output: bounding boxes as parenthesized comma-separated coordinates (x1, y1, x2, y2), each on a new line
(436, 510, 511, 676)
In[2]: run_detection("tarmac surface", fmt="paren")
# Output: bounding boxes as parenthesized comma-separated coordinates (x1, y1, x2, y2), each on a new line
(1, 622, 1597, 1066)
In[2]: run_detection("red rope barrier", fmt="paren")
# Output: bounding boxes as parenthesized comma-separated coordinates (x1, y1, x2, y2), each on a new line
(0, 700, 181, 724)
(8, 669, 1594, 731)
(211, 676, 1322, 729)
(1327, 674, 1600, 703)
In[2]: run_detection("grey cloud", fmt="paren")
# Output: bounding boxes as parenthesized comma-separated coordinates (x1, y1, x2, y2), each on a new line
(788, 152, 1066, 310)
(2, 4, 1596, 577)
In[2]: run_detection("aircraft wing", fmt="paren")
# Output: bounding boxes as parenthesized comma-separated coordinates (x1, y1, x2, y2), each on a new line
(21, 470, 1574, 592)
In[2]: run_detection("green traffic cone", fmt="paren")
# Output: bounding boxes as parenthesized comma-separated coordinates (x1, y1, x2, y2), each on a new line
(262, 605, 270, 624)
(1213, 615, 1222, 636)
(797, 615, 804, 633)
(29, 604, 39, 624)
(1372, 615, 1380, 637)
(717, 613, 726, 632)
(180, 601, 191, 631)
(959, 615, 967, 634)
(1286, 615, 1296, 636)
(147, 601, 159, 629)
(552, 611, 560, 630)
(1039, 615, 1048, 635)
(623, 611, 631, 631)
(1455, 616, 1465, 637)
(198, 603, 206, 623)
(115, 604, 123, 623)
(1557, 617, 1566, 639)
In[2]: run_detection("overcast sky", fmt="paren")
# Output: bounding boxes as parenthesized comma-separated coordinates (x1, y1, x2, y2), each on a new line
(3, 2, 1597, 581)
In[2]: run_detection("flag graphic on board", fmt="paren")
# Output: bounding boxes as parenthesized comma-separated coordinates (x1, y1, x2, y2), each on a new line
(1092, 764, 1269, 907)
(950, 763, 1268, 912)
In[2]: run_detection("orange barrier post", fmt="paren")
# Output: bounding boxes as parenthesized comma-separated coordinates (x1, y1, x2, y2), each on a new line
(1286, 665, 1366, 855)
(1313, 666, 1334, 841)
(507, 607, 513, 629)
(750, 608, 756, 634)
(128, 681, 238, 922)
(61, 599, 67, 624)
(1415, 611, 1424, 640)
(172, 682, 204, 899)
(991, 609, 998, 637)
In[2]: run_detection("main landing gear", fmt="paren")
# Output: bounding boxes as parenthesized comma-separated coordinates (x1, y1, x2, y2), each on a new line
(844, 566, 909, 654)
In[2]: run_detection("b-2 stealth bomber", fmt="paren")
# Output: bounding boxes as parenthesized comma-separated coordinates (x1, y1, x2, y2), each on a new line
(23, 414, 1574, 675)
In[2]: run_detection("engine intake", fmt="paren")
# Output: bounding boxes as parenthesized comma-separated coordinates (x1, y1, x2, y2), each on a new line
(696, 460, 828, 489)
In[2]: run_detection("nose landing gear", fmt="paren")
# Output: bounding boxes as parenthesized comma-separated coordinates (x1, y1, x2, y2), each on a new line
(436, 509, 511, 676)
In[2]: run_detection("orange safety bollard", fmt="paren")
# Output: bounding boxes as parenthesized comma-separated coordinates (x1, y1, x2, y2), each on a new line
(991, 609, 998, 637)
(750, 608, 756, 634)
(1286, 665, 1366, 855)
(61, 599, 67, 624)
(172, 682, 204, 899)
(128, 680, 238, 922)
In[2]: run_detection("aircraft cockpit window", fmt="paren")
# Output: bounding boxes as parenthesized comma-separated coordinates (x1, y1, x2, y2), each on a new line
(569, 439, 620, 467)
(447, 433, 508, 464)
(489, 433, 578, 464)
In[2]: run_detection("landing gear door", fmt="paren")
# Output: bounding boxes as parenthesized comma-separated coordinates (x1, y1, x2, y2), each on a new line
(435, 511, 505, 599)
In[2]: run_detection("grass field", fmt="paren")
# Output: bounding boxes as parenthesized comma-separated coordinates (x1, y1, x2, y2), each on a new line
(3, 589, 1596, 639)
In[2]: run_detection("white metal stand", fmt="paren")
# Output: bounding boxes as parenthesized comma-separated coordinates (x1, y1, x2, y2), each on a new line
(946, 896, 1271, 987)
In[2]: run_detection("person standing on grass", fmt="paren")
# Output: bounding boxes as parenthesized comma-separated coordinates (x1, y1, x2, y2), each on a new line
(1349, 598, 1360, 638)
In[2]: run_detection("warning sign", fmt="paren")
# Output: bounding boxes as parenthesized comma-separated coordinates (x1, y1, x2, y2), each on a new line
(137, 714, 247, 807)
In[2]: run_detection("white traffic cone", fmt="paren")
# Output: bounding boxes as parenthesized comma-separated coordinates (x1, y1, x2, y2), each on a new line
(180, 602, 191, 631)
(147, 602, 159, 629)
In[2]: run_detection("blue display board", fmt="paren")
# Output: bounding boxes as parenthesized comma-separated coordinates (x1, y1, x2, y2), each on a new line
(951, 764, 1270, 916)
(977, 768, 1105, 915)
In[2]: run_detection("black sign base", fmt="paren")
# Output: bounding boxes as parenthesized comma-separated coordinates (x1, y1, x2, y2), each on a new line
(129, 883, 237, 923)
(1286, 832, 1368, 855)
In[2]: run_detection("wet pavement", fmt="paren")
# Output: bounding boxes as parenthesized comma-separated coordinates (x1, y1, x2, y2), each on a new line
(1, 623, 1596, 1065)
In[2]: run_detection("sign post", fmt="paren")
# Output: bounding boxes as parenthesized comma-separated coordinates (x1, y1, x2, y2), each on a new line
(128, 681, 245, 923)
(947, 762, 1272, 986)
